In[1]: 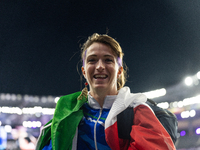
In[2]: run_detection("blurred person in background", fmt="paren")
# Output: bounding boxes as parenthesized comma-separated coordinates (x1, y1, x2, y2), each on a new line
(19, 136, 35, 150)
(11, 127, 36, 150)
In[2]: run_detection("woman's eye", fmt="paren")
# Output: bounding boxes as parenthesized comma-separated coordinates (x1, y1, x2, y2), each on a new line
(105, 59, 113, 62)
(88, 59, 95, 62)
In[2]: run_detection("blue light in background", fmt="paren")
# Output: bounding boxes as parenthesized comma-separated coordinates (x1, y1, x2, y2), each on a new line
(180, 130, 186, 136)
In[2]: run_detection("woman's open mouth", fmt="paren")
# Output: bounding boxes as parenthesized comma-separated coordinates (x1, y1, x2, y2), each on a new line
(94, 74, 108, 79)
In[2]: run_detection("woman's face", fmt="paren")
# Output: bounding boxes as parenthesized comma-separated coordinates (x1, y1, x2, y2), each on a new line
(82, 42, 122, 95)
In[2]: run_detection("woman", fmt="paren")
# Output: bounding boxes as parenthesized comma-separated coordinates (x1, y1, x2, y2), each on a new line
(36, 33, 176, 150)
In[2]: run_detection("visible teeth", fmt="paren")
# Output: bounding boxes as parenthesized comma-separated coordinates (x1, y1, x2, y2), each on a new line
(95, 75, 106, 78)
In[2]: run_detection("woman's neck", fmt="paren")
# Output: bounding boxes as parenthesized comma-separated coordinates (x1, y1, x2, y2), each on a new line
(89, 89, 118, 108)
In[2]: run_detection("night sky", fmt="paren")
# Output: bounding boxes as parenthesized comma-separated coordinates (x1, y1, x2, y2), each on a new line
(1, 0, 200, 96)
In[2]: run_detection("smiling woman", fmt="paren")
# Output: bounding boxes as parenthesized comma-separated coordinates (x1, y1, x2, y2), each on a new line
(81, 33, 126, 91)
(81, 42, 123, 107)
(36, 33, 176, 150)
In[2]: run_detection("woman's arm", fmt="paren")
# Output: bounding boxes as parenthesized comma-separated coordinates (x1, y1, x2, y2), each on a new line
(128, 104, 176, 150)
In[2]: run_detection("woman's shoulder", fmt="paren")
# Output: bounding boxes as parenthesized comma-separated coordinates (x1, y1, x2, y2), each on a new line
(55, 91, 87, 113)
(60, 91, 82, 100)
(57, 91, 82, 104)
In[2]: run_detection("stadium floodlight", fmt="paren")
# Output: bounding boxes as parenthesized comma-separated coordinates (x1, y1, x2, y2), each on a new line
(157, 102, 169, 109)
(196, 128, 200, 135)
(23, 121, 42, 128)
(143, 88, 166, 99)
(197, 71, 200, 79)
(189, 110, 196, 117)
(184, 76, 193, 86)
(181, 111, 190, 118)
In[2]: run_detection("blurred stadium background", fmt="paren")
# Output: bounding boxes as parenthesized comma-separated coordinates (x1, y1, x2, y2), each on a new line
(1, 0, 200, 149)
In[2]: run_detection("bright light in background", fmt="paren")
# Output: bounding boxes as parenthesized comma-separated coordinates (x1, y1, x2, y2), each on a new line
(34, 96, 40, 103)
(157, 102, 169, 109)
(170, 95, 200, 109)
(143, 88, 166, 99)
(181, 110, 196, 118)
(5, 94, 11, 100)
(0, 93, 6, 100)
(180, 130, 186, 136)
(24, 94, 29, 101)
(1, 107, 10, 113)
(181, 111, 190, 118)
(22, 108, 34, 114)
(4, 125, 12, 133)
(42, 108, 55, 115)
(16, 94, 22, 101)
(23, 121, 42, 128)
(189, 110, 196, 117)
(22, 107, 54, 115)
(0, 106, 54, 115)
(0, 107, 22, 115)
(34, 106, 43, 113)
(197, 71, 200, 79)
(11, 94, 16, 101)
(172, 101, 178, 108)
(0, 121, 1, 126)
(41, 96, 47, 103)
(178, 101, 183, 108)
(182, 95, 200, 106)
(196, 128, 200, 135)
(184, 76, 193, 86)
(54, 97, 60, 103)
(47, 96, 54, 102)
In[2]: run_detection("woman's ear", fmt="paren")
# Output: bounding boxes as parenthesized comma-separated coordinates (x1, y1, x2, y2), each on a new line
(81, 66, 86, 78)
(117, 66, 123, 78)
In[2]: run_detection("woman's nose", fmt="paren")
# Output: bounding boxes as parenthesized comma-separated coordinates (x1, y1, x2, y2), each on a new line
(96, 60, 105, 71)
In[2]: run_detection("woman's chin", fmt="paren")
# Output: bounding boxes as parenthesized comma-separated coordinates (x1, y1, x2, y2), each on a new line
(92, 84, 117, 92)
(94, 85, 107, 89)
